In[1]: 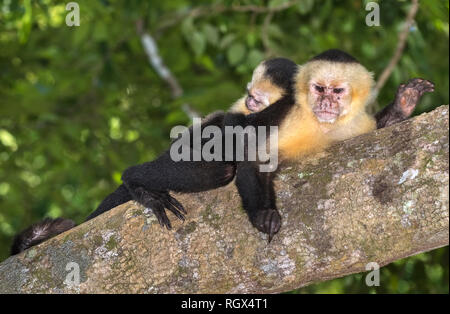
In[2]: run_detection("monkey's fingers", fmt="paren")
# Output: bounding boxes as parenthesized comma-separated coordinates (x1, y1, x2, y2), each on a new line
(166, 194, 187, 215)
(265, 209, 281, 243)
(152, 205, 172, 230)
(131, 187, 173, 229)
(395, 78, 434, 118)
(164, 200, 186, 222)
(252, 208, 281, 242)
(148, 191, 186, 222)
(406, 78, 435, 95)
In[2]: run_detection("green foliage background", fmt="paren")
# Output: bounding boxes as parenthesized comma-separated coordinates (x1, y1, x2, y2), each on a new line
(0, 0, 448, 293)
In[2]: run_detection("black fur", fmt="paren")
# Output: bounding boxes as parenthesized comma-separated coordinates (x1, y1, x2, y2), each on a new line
(86, 184, 132, 220)
(90, 58, 299, 231)
(262, 57, 298, 93)
(10, 218, 75, 255)
(310, 49, 359, 63)
(221, 91, 296, 239)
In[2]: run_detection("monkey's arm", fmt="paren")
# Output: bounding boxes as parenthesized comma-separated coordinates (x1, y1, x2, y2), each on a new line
(224, 97, 293, 241)
(235, 162, 281, 242)
(375, 78, 434, 129)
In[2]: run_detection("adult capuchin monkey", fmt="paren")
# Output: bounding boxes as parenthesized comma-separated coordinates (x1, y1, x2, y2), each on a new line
(233, 49, 434, 240)
(10, 51, 434, 254)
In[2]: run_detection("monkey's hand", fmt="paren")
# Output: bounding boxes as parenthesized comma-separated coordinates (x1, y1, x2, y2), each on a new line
(394, 78, 435, 118)
(133, 187, 186, 229)
(250, 208, 281, 242)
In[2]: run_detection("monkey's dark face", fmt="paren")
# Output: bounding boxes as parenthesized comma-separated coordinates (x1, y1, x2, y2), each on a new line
(309, 80, 351, 123)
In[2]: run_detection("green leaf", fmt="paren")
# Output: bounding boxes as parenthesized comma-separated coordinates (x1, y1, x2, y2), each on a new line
(189, 31, 206, 56)
(296, 0, 315, 14)
(268, 24, 284, 39)
(227, 43, 246, 65)
(247, 49, 265, 68)
(202, 24, 219, 46)
(219, 33, 236, 49)
(197, 55, 215, 71)
(165, 110, 187, 124)
(246, 32, 258, 47)
(181, 18, 195, 39)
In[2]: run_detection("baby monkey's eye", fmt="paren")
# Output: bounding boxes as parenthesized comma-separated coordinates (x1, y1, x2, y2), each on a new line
(247, 94, 262, 105)
(315, 85, 325, 93)
(333, 88, 344, 94)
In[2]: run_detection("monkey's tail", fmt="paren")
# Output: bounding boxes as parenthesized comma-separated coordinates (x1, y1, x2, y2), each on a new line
(10, 218, 76, 256)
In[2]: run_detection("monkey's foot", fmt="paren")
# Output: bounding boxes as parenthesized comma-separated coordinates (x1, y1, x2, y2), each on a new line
(394, 78, 435, 117)
(251, 208, 281, 242)
(135, 188, 186, 229)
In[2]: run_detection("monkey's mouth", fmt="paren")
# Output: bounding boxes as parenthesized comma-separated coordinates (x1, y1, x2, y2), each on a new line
(314, 110, 340, 123)
(246, 102, 261, 112)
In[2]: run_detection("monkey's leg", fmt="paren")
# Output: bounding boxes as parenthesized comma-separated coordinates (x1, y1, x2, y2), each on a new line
(88, 111, 235, 222)
(121, 152, 236, 227)
(86, 184, 132, 221)
(125, 185, 186, 229)
(87, 159, 235, 224)
(235, 162, 281, 241)
(122, 151, 236, 193)
(375, 78, 434, 129)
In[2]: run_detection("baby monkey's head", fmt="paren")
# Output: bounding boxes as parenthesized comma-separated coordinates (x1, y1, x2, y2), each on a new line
(245, 57, 298, 113)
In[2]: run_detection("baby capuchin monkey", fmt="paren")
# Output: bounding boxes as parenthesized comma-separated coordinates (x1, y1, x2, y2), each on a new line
(10, 52, 434, 254)
(229, 60, 290, 115)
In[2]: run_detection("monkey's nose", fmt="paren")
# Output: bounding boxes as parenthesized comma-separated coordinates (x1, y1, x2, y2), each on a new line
(320, 97, 331, 109)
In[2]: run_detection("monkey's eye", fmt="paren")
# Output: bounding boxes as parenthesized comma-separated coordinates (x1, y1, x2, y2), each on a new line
(315, 85, 325, 93)
(251, 95, 261, 104)
(333, 88, 344, 94)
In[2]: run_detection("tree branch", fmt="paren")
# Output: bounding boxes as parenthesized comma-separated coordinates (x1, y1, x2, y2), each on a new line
(136, 19, 199, 119)
(261, 11, 275, 57)
(0, 105, 448, 293)
(155, 1, 300, 35)
(374, 0, 419, 95)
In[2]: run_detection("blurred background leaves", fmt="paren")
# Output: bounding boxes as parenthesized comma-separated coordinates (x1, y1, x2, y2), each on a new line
(0, 0, 448, 293)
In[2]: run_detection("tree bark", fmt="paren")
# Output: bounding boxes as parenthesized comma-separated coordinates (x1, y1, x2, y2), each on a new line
(0, 105, 448, 294)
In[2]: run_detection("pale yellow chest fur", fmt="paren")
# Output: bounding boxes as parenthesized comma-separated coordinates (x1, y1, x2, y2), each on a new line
(277, 103, 376, 160)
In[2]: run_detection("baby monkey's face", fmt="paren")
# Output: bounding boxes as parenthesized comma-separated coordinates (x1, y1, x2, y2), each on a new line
(245, 77, 284, 113)
(245, 82, 270, 112)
